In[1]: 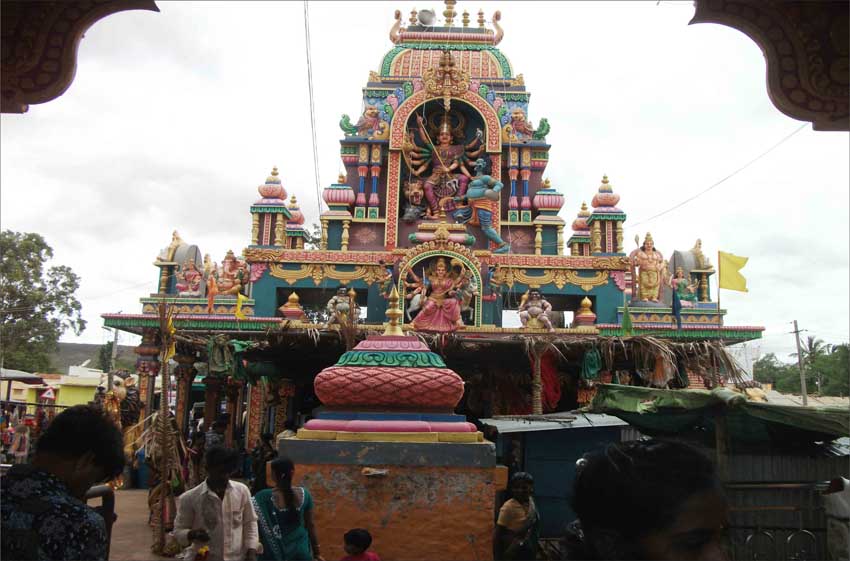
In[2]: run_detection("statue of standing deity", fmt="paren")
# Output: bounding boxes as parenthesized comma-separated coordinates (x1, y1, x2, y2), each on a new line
(629, 233, 667, 303)
(405, 112, 484, 216)
(454, 158, 511, 254)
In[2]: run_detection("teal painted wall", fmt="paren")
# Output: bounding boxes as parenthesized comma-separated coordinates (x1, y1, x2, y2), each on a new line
(542, 226, 558, 256)
(327, 222, 343, 250)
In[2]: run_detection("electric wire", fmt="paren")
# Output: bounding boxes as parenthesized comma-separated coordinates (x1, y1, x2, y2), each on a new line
(303, 0, 324, 216)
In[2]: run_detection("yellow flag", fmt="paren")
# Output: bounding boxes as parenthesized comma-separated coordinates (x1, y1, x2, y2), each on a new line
(718, 251, 749, 292)
(235, 292, 248, 320)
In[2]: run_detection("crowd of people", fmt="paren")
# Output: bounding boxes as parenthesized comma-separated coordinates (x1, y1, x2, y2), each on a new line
(1, 403, 731, 561)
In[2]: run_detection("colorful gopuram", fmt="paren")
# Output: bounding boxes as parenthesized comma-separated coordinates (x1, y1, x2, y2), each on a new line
(103, 3, 764, 558)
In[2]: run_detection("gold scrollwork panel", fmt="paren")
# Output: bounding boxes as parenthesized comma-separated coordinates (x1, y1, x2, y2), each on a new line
(495, 268, 610, 292)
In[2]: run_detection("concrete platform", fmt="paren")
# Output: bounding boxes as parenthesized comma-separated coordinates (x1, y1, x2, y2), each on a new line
(109, 489, 169, 561)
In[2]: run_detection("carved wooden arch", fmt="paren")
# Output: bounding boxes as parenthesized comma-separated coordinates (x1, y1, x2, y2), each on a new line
(396, 241, 484, 327)
(388, 89, 503, 153)
(1, 0, 159, 113)
(691, 0, 848, 131)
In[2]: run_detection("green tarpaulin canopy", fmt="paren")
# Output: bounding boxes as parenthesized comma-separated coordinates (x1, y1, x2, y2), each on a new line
(587, 384, 849, 447)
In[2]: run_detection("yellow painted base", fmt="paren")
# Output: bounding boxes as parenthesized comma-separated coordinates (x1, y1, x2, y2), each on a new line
(296, 429, 485, 443)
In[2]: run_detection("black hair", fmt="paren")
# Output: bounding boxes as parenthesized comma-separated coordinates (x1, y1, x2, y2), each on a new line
(261, 432, 274, 443)
(344, 528, 372, 551)
(568, 440, 720, 559)
(510, 471, 534, 487)
(204, 445, 239, 470)
(270, 457, 298, 525)
(34, 404, 125, 479)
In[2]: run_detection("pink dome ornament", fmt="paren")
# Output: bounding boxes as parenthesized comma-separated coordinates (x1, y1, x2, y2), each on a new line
(591, 175, 621, 209)
(322, 173, 356, 209)
(532, 178, 565, 212)
(257, 166, 287, 200)
(287, 195, 305, 226)
(572, 201, 591, 232)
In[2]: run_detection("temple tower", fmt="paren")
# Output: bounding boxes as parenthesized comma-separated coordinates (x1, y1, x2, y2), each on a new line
(586, 175, 626, 254)
(250, 167, 292, 247)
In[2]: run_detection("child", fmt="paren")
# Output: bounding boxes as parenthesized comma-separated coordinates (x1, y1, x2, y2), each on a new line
(341, 528, 380, 561)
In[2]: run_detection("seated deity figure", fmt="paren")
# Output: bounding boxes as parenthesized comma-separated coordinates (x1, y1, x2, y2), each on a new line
(405, 112, 484, 216)
(454, 158, 511, 254)
(629, 233, 667, 303)
(326, 287, 360, 325)
(670, 267, 699, 307)
(407, 257, 465, 332)
(175, 259, 202, 296)
(217, 250, 246, 296)
(519, 289, 555, 332)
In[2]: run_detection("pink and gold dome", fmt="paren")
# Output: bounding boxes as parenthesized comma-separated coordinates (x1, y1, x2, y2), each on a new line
(571, 201, 591, 233)
(256, 166, 287, 204)
(286, 195, 305, 227)
(590, 175, 621, 211)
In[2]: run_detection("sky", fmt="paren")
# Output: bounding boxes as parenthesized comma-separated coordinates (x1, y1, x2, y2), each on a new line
(1, 1, 847, 364)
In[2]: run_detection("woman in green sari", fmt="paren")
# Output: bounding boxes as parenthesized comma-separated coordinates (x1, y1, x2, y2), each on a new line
(252, 457, 324, 561)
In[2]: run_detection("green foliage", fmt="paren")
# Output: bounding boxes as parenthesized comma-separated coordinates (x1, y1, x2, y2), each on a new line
(303, 223, 322, 250)
(0, 231, 86, 372)
(98, 340, 113, 372)
(754, 344, 850, 397)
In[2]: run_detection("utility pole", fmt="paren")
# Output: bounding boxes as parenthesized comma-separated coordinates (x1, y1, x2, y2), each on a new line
(792, 320, 808, 406)
(107, 328, 119, 390)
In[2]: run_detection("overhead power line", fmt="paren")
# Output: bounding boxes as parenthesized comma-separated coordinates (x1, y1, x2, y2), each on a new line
(303, 1, 324, 216)
(627, 123, 807, 230)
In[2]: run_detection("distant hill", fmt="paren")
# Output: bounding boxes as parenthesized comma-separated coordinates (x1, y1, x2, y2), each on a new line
(49, 342, 136, 375)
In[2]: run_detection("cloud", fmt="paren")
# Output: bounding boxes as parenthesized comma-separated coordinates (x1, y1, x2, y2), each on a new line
(1, 1, 846, 358)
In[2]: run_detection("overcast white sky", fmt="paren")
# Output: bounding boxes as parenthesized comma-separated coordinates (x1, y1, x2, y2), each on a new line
(1, 1, 847, 362)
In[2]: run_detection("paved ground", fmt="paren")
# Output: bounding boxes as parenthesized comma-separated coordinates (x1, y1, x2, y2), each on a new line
(108, 490, 170, 561)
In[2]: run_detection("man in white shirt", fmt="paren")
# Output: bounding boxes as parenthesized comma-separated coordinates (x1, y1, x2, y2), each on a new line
(174, 446, 258, 561)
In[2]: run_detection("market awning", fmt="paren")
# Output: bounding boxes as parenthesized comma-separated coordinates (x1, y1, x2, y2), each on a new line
(481, 413, 627, 434)
(586, 384, 850, 446)
(0, 368, 44, 385)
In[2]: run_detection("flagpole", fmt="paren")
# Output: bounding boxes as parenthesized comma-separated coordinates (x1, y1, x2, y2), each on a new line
(716, 251, 722, 379)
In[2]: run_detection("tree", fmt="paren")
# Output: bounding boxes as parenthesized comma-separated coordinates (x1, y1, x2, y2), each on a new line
(98, 340, 114, 372)
(303, 222, 322, 250)
(0, 231, 86, 372)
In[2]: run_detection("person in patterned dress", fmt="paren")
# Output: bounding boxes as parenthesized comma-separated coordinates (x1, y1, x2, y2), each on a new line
(1, 404, 125, 561)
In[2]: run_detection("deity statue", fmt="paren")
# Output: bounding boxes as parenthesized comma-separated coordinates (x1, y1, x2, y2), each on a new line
(217, 250, 246, 296)
(326, 286, 360, 324)
(402, 179, 429, 222)
(670, 267, 699, 308)
(454, 158, 511, 254)
(519, 289, 555, 332)
(509, 107, 535, 139)
(175, 259, 202, 296)
(407, 257, 466, 332)
(405, 112, 484, 216)
(629, 233, 667, 303)
(691, 238, 713, 269)
(355, 105, 381, 136)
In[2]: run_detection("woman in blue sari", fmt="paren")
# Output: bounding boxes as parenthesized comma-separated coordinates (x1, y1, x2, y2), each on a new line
(252, 457, 324, 560)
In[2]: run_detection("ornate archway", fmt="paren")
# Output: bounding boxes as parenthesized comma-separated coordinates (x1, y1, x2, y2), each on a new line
(396, 239, 484, 327)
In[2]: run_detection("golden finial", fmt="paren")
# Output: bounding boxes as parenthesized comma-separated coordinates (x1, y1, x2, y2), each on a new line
(577, 297, 594, 316)
(462, 10, 469, 27)
(443, 0, 457, 26)
(409, 7, 418, 25)
(477, 8, 485, 27)
(266, 166, 280, 183)
(383, 286, 404, 336)
(289, 195, 297, 207)
(581, 201, 588, 211)
(602, 174, 609, 184)
(338, 172, 346, 183)
(542, 178, 551, 189)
